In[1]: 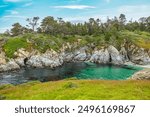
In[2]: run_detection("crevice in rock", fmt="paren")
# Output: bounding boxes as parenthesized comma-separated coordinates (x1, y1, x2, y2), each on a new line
(24, 58, 28, 65)
(109, 53, 112, 63)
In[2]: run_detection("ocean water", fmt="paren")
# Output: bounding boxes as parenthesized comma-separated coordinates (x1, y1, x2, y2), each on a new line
(0, 62, 142, 85)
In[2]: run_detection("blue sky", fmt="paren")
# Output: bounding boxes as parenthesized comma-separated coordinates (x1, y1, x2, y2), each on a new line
(0, 0, 150, 33)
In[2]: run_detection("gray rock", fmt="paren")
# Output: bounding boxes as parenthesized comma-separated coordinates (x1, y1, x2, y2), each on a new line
(0, 60, 20, 72)
(131, 69, 150, 80)
(15, 58, 25, 67)
(27, 50, 63, 68)
(130, 48, 150, 65)
(74, 48, 87, 61)
(63, 53, 74, 62)
(90, 48, 110, 63)
(120, 47, 129, 62)
(108, 45, 124, 65)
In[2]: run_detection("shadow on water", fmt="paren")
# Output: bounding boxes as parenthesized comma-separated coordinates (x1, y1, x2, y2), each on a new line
(0, 62, 142, 85)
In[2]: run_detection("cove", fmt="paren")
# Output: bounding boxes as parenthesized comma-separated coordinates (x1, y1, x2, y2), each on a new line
(0, 62, 142, 85)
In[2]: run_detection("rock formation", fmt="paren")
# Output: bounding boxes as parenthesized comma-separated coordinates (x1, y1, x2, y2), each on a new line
(131, 69, 150, 80)
(90, 48, 110, 64)
(0, 39, 150, 72)
(0, 60, 20, 72)
(108, 45, 124, 65)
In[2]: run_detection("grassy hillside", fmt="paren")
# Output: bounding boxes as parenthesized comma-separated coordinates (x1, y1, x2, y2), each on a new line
(0, 80, 150, 100)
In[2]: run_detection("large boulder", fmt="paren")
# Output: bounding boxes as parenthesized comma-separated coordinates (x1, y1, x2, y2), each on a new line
(108, 45, 124, 65)
(0, 60, 20, 72)
(131, 69, 150, 80)
(90, 48, 110, 64)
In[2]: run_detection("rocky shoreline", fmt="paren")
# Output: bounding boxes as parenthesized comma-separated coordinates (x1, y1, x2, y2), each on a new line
(131, 69, 150, 80)
(0, 42, 150, 80)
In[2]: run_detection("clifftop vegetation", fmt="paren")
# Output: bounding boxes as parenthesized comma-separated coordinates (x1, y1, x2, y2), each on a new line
(0, 14, 150, 58)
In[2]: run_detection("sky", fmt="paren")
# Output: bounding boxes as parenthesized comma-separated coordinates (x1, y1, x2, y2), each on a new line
(0, 0, 150, 33)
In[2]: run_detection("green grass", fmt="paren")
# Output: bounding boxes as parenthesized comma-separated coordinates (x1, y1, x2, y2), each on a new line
(0, 80, 150, 100)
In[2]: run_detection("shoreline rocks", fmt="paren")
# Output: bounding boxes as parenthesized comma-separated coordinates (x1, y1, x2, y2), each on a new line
(131, 69, 150, 80)
(0, 60, 20, 72)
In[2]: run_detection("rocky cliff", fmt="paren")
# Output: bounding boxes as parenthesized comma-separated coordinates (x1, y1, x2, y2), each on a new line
(0, 40, 150, 72)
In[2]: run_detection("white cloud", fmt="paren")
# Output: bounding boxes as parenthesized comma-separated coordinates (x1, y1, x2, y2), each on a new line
(53, 5, 96, 9)
(23, 2, 33, 7)
(4, 0, 21, 2)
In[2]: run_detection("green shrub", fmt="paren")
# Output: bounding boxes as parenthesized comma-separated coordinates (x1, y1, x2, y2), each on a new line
(3, 37, 28, 58)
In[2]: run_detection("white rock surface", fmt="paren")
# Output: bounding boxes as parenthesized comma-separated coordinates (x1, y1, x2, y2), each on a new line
(0, 60, 20, 72)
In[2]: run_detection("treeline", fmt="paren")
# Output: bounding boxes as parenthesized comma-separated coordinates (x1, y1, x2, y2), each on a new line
(5, 14, 150, 37)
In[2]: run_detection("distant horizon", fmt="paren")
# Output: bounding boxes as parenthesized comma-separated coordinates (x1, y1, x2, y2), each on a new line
(0, 0, 150, 33)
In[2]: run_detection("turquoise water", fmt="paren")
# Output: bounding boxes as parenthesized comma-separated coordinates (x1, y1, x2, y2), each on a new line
(75, 63, 142, 80)
(0, 62, 143, 85)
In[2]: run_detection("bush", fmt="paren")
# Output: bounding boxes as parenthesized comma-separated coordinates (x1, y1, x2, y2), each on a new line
(3, 37, 29, 58)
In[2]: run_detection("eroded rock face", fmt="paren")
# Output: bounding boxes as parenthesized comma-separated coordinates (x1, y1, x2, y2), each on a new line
(120, 47, 129, 62)
(108, 45, 124, 65)
(90, 48, 110, 64)
(0, 60, 20, 72)
(27, 50, 63, 68)
(14, 48, 30, 58)
(14, 48, 31, 66)
(123, 41, 150, 65)
(73, 47, 87, 61)
(62, 52, 74, 62)
(130, 48, 150, 65)
(0, 52, 6, 65)
(131, 69, 150, 80)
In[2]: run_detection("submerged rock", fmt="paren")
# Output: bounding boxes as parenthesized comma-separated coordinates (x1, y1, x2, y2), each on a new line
(131, 69, 150, 80)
